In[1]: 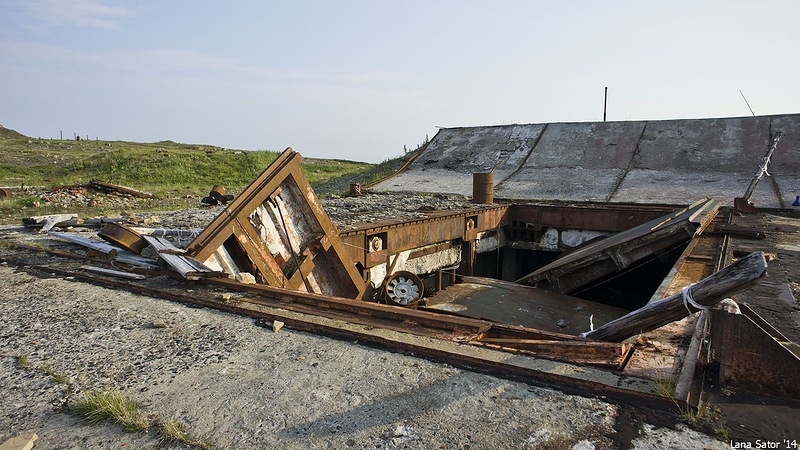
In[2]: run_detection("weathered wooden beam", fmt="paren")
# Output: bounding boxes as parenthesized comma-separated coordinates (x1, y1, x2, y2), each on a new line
(582, 251, 767, 342)
(47, 231, 160, 268)
(79, 265, 147, 280)
(89, 179, 156, 198)
(142, 235, 226, 280)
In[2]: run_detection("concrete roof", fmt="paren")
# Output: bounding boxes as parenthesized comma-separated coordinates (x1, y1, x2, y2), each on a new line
(372, 114, 800, 207)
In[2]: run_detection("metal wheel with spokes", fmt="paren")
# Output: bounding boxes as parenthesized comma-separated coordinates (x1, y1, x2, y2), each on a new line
(384, 271, 424, 308)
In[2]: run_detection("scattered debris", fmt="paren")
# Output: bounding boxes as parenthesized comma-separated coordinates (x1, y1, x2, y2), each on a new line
(142, 235, 224, 280)
(200, 184, 234, 206)
(89, 179, 156, 199)
(22, 213, 78, 232)
(79, 265, 147, 280)
(0, 432, 38, 450)
(47, 231, 160, 268)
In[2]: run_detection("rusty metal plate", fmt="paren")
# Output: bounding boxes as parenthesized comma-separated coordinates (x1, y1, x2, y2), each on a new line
(423, 276, 629, 335)
(98, 222, 147, 255)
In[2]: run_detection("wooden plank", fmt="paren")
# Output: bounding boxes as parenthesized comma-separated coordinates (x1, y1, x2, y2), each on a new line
(22, 214, 78, 232)
(79, 265, 147, 280)
(142, 235, 226, 280)
(583, 251, 768, 342)
(0, 433, 38, 450)
(89, 179, 156, 198)
(47, 231, 160, 268)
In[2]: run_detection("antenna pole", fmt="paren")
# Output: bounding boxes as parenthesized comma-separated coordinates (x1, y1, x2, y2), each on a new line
(739, 90, 756, 116)
(603, 87, 608, 122)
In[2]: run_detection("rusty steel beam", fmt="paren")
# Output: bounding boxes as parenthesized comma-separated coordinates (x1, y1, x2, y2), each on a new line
(508, 202, 677, 234)
(9, 241, 634, 369)
(339, 206, 509, 269)
(474, 339, 632, 370)
(338, 202, 678, 271)
(11, 247, 632, 371)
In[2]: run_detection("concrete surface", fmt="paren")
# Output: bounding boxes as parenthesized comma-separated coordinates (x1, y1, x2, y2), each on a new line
(373, 114, 800, 208)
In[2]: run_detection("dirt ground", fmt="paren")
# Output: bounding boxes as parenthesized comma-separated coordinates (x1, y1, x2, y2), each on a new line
(0, 195, 750, 449)
(0, 261, 731, 450)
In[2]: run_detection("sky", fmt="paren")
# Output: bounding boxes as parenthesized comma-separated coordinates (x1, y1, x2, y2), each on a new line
(1, 1, 799, 163)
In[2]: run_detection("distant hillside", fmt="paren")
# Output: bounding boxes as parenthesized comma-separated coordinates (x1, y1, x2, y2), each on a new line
(0, 124, 28, 140)
(0, 125, 406, 198)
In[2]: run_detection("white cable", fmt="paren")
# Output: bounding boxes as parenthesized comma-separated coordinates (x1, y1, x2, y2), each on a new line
(681, 283, 707, 315)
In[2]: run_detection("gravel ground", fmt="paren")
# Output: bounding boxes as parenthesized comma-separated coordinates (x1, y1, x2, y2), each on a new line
(0, 192, 732, 449)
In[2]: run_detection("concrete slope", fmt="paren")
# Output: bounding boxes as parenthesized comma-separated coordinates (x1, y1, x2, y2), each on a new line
(372, 114, 800, 207)
(373, 124, 544, 196)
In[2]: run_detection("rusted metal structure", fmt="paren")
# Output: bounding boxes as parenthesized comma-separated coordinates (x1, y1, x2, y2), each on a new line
(711, 304, 800, 399)
(517, 198, 721, 294)
(185, 149, 367, 300)
(12, 143, 798, 409)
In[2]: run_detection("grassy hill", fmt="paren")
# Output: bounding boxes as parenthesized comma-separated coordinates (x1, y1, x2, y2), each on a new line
(0, 124, 409, 220)
(0, 125, 406, 196)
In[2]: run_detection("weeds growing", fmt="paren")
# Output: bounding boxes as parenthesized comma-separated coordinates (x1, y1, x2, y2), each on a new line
(73, 390, 150, 432)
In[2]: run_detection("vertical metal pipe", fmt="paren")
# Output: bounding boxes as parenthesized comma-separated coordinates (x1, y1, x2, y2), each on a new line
(603, 87, 608, 122)
(472, 172, 494, 204)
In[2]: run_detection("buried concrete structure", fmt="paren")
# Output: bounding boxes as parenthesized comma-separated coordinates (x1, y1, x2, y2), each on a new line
(371, 113, 800, 209)
(13, 115, 800, 419)
(185, 138, 800, 404)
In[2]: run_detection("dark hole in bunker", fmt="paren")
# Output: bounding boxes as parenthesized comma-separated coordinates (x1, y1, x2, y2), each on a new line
(468, 243, 687, 311)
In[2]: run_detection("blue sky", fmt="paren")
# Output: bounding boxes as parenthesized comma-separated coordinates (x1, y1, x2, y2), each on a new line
(1, 1, 798, 162)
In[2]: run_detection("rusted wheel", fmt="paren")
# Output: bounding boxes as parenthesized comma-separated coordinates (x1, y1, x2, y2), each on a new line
(384, 271, 423, 307)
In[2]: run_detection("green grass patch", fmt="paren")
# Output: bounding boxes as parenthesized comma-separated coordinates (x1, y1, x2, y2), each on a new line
(0, 133, 397, 198)
(158, 418, 215, 450)
(653, 376, 676, 398)
(14, 355, 29, 368)
(74, 390, 151, 432)
(41, 365, 69, 384)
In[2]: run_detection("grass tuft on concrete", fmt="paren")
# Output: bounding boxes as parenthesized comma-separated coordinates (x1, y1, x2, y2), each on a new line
(158, 418, 215, 450)
(653, 376, 676, 398)
(74, 390, 150, 432)
(14, 354, 29, 368)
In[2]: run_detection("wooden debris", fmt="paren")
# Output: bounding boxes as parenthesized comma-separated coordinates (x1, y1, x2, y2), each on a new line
(47, 231, 160, 268)
(141, 235, 226, 280)
(22, 213, 78, 232)
(89, 179, 156, 199)
(583, 251, 768, 342)
(0, 432, 38, 450)
(79, 265, 147, 280)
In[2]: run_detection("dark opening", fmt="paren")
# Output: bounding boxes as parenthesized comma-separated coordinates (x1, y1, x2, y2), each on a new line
(570, 245, 686, 310)
(469, 242, 687, 311)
